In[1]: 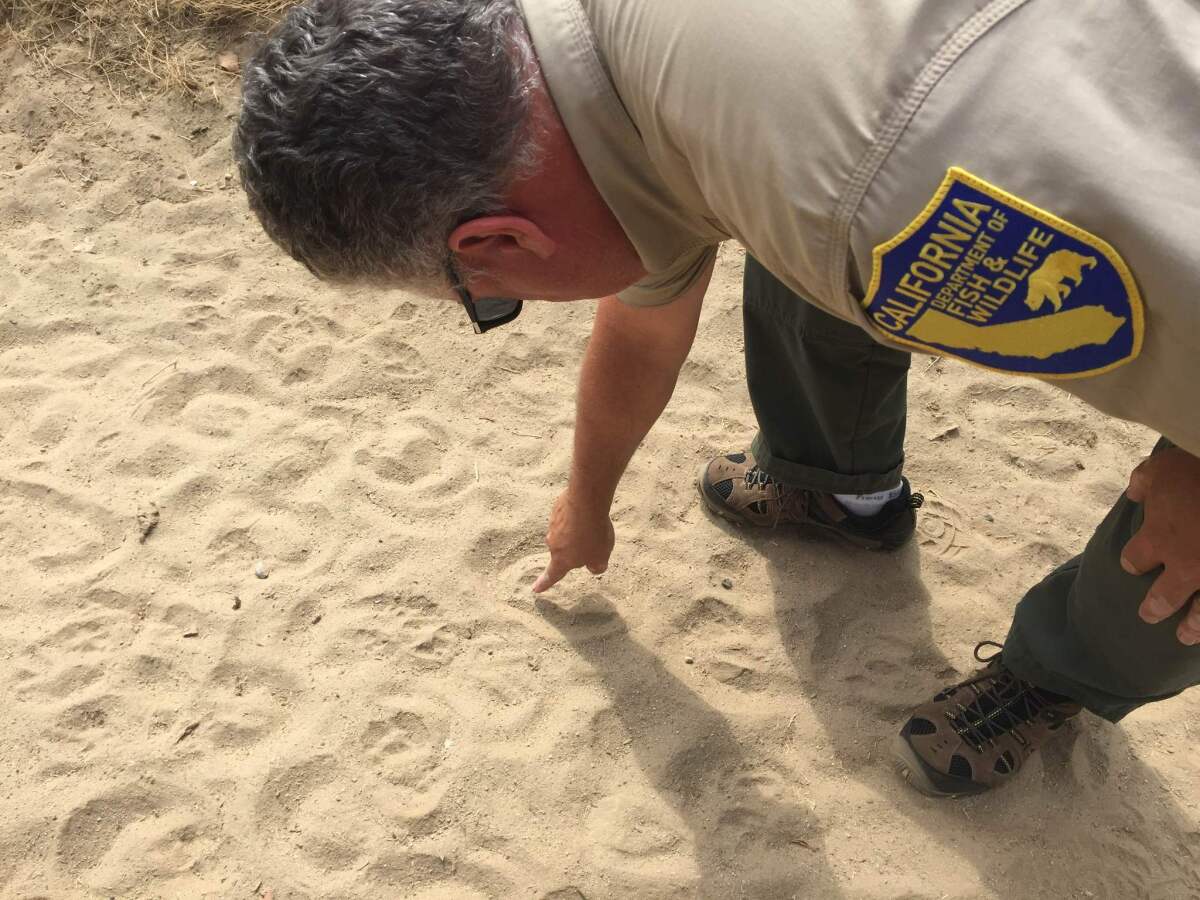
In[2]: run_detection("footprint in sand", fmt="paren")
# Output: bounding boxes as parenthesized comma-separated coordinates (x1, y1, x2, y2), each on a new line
(362, 851, 518, 898)
(0, 477, 123, 576)
(57, 782, 218, 890)
(707, 646, 774, 692)
(916, 495, 971, 559)
(674, 592, 745, 634)
(201, 659, 301, 751)
(534, 592, 629, 644)
(585, 791, 692, 881)
(330, 593, 463, 670)
(253, 755, 366, 870)
(358, 701, 451, 822)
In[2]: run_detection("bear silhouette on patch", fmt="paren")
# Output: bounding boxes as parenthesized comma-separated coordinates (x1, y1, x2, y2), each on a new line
(1024, 250, 1098, 312)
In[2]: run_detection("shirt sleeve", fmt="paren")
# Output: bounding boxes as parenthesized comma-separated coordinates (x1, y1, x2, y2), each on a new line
(617, 245, 719, 308)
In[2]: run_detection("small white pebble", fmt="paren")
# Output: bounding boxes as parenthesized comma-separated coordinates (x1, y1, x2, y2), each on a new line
(254, 561, 269, 579)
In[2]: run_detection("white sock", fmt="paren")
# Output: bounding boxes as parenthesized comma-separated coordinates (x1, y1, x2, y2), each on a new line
(834, 482, 903, 517)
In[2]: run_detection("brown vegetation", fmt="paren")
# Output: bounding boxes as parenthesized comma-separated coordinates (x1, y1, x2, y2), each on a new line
(1, 0, 290, 96)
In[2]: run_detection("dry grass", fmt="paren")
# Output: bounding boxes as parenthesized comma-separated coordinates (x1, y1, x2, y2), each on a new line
(1, 0, 291, 97)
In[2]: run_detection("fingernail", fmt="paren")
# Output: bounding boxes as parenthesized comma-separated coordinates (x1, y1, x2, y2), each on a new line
(1120, 556, 1137, 575)
(1180, 630, 1200, 647)
(1145, 594, 1173, 619)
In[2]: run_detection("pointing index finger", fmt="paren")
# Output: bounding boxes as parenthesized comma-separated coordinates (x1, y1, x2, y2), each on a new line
(532, 556, 569, 594)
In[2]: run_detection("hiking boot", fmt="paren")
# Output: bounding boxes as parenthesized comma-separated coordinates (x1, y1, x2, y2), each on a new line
(698, 451, 922, 551)
(895, 641, 1082, 798)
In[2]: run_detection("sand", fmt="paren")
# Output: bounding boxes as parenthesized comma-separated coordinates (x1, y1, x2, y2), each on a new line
(1, 37, 1197, 900)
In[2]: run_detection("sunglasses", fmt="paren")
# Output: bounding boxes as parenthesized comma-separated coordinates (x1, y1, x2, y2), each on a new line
(446, 257, 523, 335)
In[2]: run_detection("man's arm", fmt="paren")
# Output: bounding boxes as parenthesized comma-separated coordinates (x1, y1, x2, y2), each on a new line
(532, 259, 714, 593)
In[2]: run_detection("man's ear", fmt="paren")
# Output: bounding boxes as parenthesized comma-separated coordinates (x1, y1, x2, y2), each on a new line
(448, 216, 557, 261)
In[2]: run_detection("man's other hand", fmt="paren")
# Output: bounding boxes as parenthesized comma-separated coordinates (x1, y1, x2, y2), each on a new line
(1122, 446, 1200, 645)
(532, 489, 615, 593)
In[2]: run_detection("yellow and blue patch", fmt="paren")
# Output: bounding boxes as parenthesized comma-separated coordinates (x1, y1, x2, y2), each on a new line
(862, 167, 1143, 379)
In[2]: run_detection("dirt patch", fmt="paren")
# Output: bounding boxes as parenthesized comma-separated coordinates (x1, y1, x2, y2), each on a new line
(1, 0, 288, 97)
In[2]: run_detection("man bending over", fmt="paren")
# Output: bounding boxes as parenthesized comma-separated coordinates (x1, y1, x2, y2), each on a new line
(233, 0, 1200, 798)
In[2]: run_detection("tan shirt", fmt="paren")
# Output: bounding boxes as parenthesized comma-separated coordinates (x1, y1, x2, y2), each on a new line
(518, 0, 1200, 455)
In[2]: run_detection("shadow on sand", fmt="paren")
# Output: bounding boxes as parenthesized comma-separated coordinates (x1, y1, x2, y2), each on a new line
(537, 593, 845, 900)
(754, 529, 1200, 900)
(540, 525, 1199, 899)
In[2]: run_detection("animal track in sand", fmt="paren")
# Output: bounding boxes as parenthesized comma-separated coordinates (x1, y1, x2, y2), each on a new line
(466, 524, 545, 575)
(81, 586, 143, 613)
(238, 312, 287, 353)
(361, 710, 437, 766)
(176, 394, 253, 439)
(352, 414, 453, 500)
(353, 443, 440, 487)
(43, 613, 131, 656)
(488, 329, 573, 376)
(534, 592, 628, 644)
(585, 792, 690, 877)
(181, 302, 220, 332)
(707, 646, 774, 692)
(588, 706, 634, 761)
(0, 477, 122, 575)
(54, 694, 116, 735)
(197, 658, 301, 750)
(333, 616, 461, 669)
(239, 306, 344, 351)
(126, 652, 182, 690)
(59, 348, 127, 382)
(279, 343, 333, 386)
(57, 783, 217, 883)
(255, 439, 336, 493)
(253, 755, 364, 866)
(453, 625, 554, 737)
(357, 700, 452, 823)
(407, 618, 461, 668)
(675, 593, 745, 633)
(318, 345, 430, 402)
(110, 438, 191, 480)
(364, 327, 428, 378)
(135, 364, 264, 423)
(207, 521, 262, 561)
(16, 613, 137, 704)
(27, 410, 73, 450)
(330, 592, 462, 670)
(362, 852, 511, 897)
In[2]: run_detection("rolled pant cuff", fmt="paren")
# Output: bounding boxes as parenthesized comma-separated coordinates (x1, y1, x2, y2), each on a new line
(751, 433, 905, 494)
(1002, 621, 1180, 723)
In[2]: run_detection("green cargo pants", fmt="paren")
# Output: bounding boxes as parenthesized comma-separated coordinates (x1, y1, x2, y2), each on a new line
(743, 256, 1199, 721)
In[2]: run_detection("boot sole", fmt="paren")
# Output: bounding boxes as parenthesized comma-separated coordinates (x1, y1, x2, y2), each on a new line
(892, 734, 990, 800)
(696, 464, 911, 552)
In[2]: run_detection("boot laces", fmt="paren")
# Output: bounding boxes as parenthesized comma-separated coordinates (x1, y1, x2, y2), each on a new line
(946, 642, 1070, 754)
(744, 466, 775, 489)
(743, 466, 810, 525)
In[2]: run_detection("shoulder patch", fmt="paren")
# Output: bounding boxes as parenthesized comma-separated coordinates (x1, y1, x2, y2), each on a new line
(862, 167, 1143, 379)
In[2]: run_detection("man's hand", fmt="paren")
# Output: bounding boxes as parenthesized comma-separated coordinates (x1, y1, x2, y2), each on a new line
(532, 490, 615, 593)
(531, 261, 713, 595)
(1121, 446, 1200, 645)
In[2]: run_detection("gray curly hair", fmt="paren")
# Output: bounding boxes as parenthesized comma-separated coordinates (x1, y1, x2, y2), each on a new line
(233, 0, 540, 287)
